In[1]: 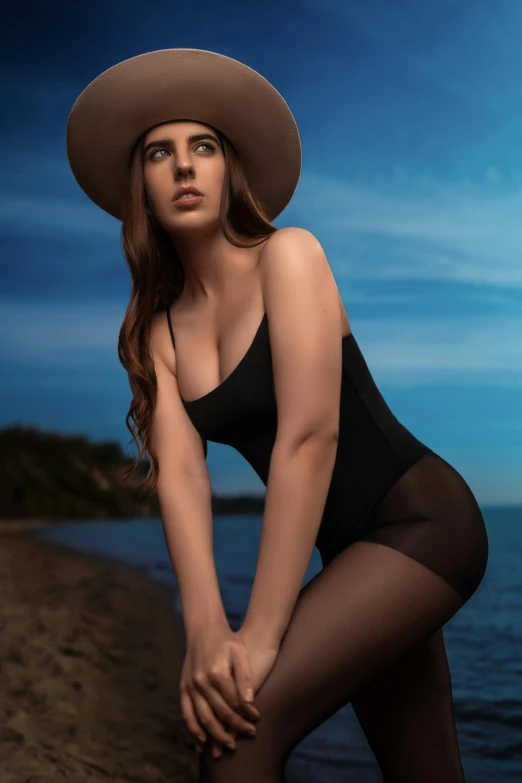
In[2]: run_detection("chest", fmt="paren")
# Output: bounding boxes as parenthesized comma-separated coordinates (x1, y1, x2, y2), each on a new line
(182, 313, 277, 444)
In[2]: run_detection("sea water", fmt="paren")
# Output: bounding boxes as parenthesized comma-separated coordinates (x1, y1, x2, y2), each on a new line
(35, 503, 522, 782)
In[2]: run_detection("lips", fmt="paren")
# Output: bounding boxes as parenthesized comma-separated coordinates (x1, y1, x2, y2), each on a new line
(173, 187, 203, 200)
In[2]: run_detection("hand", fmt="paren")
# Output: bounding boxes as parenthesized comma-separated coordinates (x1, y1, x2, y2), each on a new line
(179, 621, 261, 755)
(237, 625, 280, 693)
(209, 625, 280, 758)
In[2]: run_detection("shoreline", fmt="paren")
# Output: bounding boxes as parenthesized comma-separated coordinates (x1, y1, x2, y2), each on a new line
(0, 503, 267, 538)
(0, 519, 55, 536)
(0, 526, 198, 782)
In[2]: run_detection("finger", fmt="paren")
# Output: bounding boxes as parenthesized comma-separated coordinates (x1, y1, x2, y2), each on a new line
(198, 685, 258, 735)
(193, 677, 258, 735)
(180, 688, 207, 746)
(211, 738, 229, 759)
(206, 662, 247, 714)
(211, 737, 222, 758)
(191, 689, 238, 745)
(229, 642, 254, 701)
(230, 644, 261, 716)
(212, 724, 238, 759)
(235, 699, 260, 721)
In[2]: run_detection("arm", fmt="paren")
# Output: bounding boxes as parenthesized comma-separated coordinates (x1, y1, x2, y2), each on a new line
(149, 317, 261, 754)
(242, 227, 343, 648)
(242, 433, 338, 648)
(149, 314, 227, 641)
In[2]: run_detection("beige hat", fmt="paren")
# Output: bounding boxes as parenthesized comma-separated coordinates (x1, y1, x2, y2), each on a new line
(66, 48, 302, 222)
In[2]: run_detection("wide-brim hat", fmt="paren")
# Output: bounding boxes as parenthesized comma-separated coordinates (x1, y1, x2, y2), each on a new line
(66, 48, 302, 222)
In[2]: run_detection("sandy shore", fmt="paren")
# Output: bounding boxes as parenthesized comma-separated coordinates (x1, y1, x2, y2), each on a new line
(0, 526, 198, 782)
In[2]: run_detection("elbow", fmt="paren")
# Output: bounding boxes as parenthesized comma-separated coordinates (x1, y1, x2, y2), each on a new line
(277, 424, 339, 456)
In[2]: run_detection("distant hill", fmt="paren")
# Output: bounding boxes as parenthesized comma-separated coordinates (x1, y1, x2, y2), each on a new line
(1, 425, 265, 520)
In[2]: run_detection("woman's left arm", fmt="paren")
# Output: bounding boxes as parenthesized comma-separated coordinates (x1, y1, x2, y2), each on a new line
(241, 227, 343, 650)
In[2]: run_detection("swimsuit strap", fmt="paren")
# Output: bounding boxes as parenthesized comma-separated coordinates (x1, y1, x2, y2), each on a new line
(166, 306, 175, 349)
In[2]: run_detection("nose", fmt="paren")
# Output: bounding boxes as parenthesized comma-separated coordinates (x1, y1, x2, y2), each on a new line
(174, 155, 195, 179)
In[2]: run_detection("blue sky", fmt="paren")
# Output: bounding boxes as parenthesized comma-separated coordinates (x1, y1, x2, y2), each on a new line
(2, 0, 521, 505)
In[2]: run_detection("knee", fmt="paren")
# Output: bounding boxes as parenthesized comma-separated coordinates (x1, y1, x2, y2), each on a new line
(197, 725, 287, 782)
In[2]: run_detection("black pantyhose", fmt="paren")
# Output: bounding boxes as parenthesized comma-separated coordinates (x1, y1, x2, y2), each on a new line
(197, 452, 488, 782)
(198, 541, 466, 782)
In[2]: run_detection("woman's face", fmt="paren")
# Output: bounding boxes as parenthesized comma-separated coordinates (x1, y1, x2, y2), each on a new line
(142, 119, 226, 235)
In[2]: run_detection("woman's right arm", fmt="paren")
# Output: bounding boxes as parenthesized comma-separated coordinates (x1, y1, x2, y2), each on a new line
(148, 313, 260, 755)
(148, 312, 227, 640)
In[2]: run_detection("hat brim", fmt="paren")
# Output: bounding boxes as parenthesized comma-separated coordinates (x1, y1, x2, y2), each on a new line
(66, 48, 302, 222)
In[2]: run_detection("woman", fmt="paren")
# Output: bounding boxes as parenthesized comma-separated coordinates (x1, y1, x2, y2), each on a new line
(67, 49, 489, 781)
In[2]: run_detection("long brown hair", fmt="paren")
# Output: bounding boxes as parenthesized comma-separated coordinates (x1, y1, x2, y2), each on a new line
(117, 123, 278, 498)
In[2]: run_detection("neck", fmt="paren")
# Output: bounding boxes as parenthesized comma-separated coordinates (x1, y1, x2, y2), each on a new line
(168, 226, 259, 305)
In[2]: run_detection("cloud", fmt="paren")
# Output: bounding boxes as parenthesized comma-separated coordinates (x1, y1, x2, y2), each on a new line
(291, 169, 522, 286)
(0, 191, 118, 238)
(0, 300, 123, 368)
(354, 313, 522, 386)
(1, 299, 520, 387)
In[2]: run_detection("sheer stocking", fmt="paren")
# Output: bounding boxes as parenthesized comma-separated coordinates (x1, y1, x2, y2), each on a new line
(198, 541, 466, 782)
(197, 452, 487, 781)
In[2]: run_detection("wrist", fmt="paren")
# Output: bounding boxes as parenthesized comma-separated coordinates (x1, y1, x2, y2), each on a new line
(239, 621, 281, 652)
(185, 608, 229, 643)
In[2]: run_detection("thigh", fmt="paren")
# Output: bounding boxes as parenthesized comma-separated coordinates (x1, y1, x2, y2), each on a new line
(359, 451, 489, 604)
(352, 627, 466, 782)
(198, 540, 465, 782)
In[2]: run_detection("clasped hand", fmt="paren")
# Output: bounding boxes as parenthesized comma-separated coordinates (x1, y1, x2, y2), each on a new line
(180, 621, 279, 757)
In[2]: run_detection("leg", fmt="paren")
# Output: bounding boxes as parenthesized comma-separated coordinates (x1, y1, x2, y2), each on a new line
(352, 627, 465, 782)
(198, 540, 466, 782)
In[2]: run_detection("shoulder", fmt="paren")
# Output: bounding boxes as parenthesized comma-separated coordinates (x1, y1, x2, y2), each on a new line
(261, 226, 324, 257)
(258, 226, 333, 289)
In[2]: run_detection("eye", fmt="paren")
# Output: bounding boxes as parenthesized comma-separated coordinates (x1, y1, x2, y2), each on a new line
(197, 142, 216, 153)
(149, 148, 168, 161)
(148, 142, 216, 161)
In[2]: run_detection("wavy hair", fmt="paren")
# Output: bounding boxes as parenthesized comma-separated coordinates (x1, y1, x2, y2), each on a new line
(117, 123, 278, 498)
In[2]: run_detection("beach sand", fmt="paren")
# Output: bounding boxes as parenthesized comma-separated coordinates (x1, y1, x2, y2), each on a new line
(0, 525, 198, 782)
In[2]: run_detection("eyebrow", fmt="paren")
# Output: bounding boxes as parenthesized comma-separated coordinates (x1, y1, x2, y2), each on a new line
(143, 133, 220, 155)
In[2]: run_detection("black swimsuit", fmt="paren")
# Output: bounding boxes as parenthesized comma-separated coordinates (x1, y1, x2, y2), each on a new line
(166, 307, 488, 604)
